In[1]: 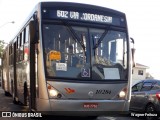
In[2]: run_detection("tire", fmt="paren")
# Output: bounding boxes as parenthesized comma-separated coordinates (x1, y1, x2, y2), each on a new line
(13, 97, 19, 104)
(4, 91, 10, 96)
(12, 92, 19, 104)
(23, 82, 28, 106)
(145, 104, 158, 120)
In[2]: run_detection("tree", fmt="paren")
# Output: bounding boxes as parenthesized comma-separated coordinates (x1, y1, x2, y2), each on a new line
(0, 40, 5, 58)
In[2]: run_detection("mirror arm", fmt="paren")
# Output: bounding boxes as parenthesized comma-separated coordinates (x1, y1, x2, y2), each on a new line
(130, 37, 136, 67)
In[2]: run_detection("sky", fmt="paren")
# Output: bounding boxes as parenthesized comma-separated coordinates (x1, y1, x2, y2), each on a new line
(0, 0, 160, 79)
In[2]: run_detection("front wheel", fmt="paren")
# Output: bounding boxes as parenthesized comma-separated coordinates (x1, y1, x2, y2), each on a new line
(12, 92, 19, 104)
(4, 91, 10, 96)
(145, 104, 158, 120)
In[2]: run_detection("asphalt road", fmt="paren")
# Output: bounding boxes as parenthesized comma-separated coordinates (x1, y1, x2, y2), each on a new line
(0, 87, 142, 120)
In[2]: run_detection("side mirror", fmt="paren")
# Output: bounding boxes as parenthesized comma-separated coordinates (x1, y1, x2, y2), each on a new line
(130, 38, 136, 67)
(33, 12, 39, 44)
(131, 48, 136, 67)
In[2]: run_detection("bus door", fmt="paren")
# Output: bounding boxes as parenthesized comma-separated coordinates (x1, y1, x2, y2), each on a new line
(29, 21, 38, 110)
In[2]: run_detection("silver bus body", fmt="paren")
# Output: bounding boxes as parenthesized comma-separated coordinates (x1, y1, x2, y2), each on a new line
(2, 2, 132, 116)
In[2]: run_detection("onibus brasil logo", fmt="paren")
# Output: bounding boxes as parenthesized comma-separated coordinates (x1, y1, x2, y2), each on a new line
(2, 112, 42, 118)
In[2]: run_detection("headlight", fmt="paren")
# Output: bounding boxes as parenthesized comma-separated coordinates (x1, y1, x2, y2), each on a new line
(119, 91, 126, 98)
(47, 84, 62, 99)
(118, 87, 127, 99)
(49, 89, 58, 97)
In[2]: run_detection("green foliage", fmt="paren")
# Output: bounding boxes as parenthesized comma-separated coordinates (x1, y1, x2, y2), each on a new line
(0, 40, 5, 58)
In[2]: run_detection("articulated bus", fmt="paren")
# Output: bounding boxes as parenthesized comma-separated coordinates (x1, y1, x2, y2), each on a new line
(2, 2, 133, 116)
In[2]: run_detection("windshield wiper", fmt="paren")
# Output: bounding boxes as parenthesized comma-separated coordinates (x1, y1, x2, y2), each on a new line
(62, 21, 86, 51)
(93, 27, 110, 49)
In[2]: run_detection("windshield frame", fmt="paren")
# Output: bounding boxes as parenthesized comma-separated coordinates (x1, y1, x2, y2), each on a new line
(42, 20, 129, 81)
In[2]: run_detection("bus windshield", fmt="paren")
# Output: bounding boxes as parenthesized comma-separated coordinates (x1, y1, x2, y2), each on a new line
(43, 23, 128, 80)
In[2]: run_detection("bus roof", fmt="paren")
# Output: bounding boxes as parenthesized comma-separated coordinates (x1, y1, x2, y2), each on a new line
(40, 2, 125, 16)
(9, 2, 126, 44)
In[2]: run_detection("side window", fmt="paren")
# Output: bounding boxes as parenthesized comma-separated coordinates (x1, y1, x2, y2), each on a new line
(20, 33, 22, 47)
(141, 82, 152, 91)
(17, 35, 20, 49)
(11, 43, 14, 65)
(19, 32, 23, 61)
(151, 81, 160, 90)
(25, 26, 29, 43)
(16, 37, 19, 62)
(24, 25, 29, 61)
(9, 44, 12, 65)
(23, 28, 26, 43)
(132, 82, 143, 92)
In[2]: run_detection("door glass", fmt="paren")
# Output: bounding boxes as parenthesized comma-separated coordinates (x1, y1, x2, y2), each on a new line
(141, 82, 152, 91)
(132, 82, 143, 92)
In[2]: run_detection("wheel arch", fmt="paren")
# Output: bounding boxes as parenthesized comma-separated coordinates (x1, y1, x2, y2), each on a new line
(145, 102, 156, 112)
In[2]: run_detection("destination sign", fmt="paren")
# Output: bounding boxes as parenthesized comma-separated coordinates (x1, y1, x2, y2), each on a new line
(42, 9, 125, 26)
(56, 10, 112, 23)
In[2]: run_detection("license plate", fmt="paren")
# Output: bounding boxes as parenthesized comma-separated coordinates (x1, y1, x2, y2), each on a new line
(83, 103, 98, 108)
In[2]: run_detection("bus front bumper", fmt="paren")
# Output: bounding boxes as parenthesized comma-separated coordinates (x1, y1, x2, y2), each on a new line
(37, 99, 130, 116)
